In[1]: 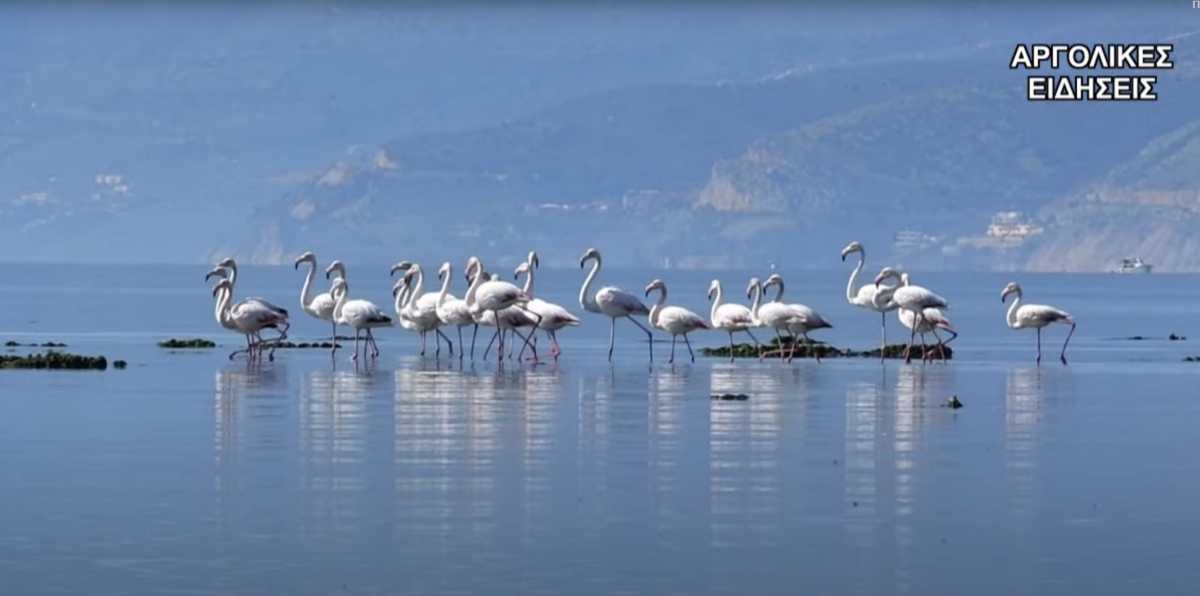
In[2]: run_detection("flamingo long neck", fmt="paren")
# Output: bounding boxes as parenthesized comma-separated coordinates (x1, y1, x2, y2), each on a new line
(437, 268, 452, 307)
(1005, 292, 1023, 328)
(333, 287, 348, 322)
(772, 280, 785, 302)
(226, 262, 238, 287)
(214, 287, 231, 326)
(579, 257, 601, 312)
(464, 266, 484, 309)
(648, 287, 667, 327)
(749, 283, 762, 318)
(709, 282, 723, 324)
(407, 268, 424, 310)
(521, 266, 535, 296)
(846, 252, 864, 303)
(299, 260, 317, 308)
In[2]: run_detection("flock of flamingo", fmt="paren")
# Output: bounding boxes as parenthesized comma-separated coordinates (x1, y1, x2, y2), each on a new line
(204, 242, 1077, 367)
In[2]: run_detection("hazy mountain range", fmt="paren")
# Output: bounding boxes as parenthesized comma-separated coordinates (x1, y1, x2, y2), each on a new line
(3, 3, 1199, 271)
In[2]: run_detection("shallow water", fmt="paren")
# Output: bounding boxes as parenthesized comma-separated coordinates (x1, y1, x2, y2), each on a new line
(1, 264, 1198, 595)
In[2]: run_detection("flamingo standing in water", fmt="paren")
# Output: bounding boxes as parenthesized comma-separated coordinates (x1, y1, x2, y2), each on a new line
(1001, 282, 1076, 365)
(463, 256, 541, 363)
(707, 279, 761, 362)
(391, 262, 454, 358)
(434, 262, 474, 361)
(841, 241, 897, 358)
(874, 267, 948, 364)
(210, 278, 289, 363)
(755, 274, 832, 362)
(578, 248, 653, 362)
(869, 273, 956, 362)
(206, 262, 289, 360)
(294, 251, 339, 354)
(330, 278, 392, 362)
(515, 253, 580, 361)
(644, 279, 709, 363)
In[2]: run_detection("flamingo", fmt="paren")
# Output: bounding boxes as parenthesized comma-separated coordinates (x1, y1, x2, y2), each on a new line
(463, 256, 541, 363)
(330, 278, 392, 362)
(294, 251, 339, 353)
(210, 278, 289, 363)
(874, 267, 948, 364)
(1001, 282, 1076, 365)
(205, 264, 289, 360)
(578, 248, 654, 362)
(434, 262, 474, 361)
(205, 268, 256, 360)
(515, 252, 580, 361)
(391, 262, 454, 358)
(644, 279, 709, 363)
(841, 241, 897, 358)
(757, 273, 832, 362)
(707, 279, 761, 362)
(897, 307, 958, 362)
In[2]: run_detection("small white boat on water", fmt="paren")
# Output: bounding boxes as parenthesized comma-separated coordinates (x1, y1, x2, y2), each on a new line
(1115, 257, 1153, 274)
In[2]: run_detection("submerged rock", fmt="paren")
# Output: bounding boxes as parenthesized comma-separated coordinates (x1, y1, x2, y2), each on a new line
(158, 338, 217, 349)
(943, 395, 964, 409)
(271, 341, 341, 349)
(5, 340, 67, 347)
(0, 351, 107, 370)
(113, 360, 128, 369)
(701, 338, 952, 360)
(711, 393, 750, 401)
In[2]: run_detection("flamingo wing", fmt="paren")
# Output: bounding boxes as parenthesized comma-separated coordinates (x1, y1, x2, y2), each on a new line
(596, 286, 649, 316)
(1017, 304, 1073, 327)
(658, 306, 709, 334)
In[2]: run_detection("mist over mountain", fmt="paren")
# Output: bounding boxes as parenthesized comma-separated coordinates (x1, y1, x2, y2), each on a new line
(2, 3, 1197, 270)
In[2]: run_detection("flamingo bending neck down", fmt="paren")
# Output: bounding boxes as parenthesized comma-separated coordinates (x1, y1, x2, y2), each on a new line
(874, 267, 948, 364)
(645, 279, 708, 363)
(294, 251, 339, 354)
(1002, 282, 1076, 365)
(841, 241, 897, 359)
(707, 279, 761, 362)
(578, 248, 654, 362)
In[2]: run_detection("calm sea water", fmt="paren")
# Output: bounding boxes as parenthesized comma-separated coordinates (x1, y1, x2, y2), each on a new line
(1, 264, 1198, 595)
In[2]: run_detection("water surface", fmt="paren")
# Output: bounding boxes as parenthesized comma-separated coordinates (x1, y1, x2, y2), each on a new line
(1, 265, 1197, 595)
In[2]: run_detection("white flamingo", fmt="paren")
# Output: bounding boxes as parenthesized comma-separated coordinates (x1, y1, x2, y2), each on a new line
(434, 262, 474, 361)
(898, 307, 958, 362)
(210, 278, 289, 363)
(755, 274, 832, 362)
(206, 268, 256, 360)
(463, 256, 541, 363)
(644, 279, 709, 363)
(206, 264, 289, 360)
(294, 251, 339, 353)
(460, 262, 532, 361)
(874, 267, 948, 364)
(841, 241, 897, 357)
(870, 271, 956, 362)
(391, 262, 454, 358)
(707, 279, 761, 362)
(578, 248, 654, 362)
(330, 278, 392, 362)
(1001, 282, 1076, 365)
(515, 253, 580, 361)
